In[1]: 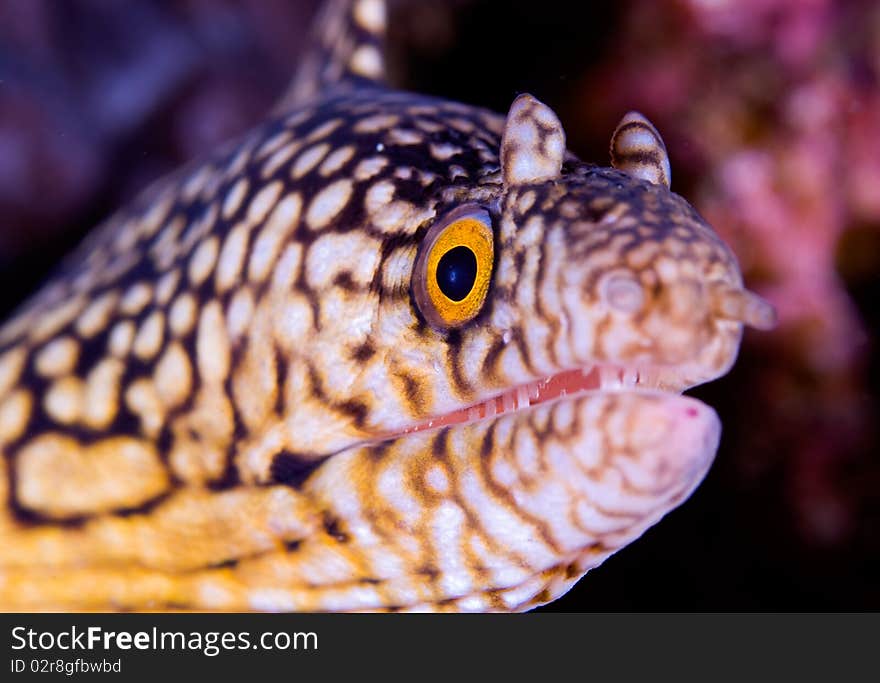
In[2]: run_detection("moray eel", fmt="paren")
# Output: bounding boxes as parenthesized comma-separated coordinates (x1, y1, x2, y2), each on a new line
(0, 0, 774, 610)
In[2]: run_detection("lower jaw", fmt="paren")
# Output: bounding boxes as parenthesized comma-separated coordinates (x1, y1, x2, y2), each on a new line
(395, 363, 690, 437)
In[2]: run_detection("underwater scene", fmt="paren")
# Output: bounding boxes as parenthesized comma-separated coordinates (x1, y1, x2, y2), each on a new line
(0, 0, 876, 610)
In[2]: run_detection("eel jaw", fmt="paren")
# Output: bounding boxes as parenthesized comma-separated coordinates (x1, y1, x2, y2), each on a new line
(394, 361, 701, 437)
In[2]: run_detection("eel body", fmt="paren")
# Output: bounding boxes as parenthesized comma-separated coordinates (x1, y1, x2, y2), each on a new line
(0, 0, 773, 611)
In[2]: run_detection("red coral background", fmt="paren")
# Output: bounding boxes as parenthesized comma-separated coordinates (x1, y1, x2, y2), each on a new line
(0, 0, 877, 609)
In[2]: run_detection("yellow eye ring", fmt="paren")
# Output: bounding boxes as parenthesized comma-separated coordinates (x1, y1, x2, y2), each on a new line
(413, 206, 494, 330)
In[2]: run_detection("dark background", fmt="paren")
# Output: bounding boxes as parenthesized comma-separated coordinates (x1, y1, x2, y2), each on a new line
(0, 0, 877, 610)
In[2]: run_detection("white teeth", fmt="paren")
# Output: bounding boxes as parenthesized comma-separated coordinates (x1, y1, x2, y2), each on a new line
(485, 399, 497, 419)
(502, 391, 515, 413)
(528, 382, 540, 400)
(516, 385, 530, 409)
(599, 365, 623, 389)
(467, 406, 480, 422)
(622, 367, 638, 386)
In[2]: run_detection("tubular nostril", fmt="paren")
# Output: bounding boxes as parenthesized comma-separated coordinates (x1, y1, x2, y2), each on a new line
(600, 272, 645, 314)
(709, 282, 777, 330)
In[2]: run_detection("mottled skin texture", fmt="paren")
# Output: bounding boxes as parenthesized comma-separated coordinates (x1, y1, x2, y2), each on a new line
(0, 0, 771, 610)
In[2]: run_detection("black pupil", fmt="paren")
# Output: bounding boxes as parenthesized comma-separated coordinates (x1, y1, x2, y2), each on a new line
(436, 246, 478, 302)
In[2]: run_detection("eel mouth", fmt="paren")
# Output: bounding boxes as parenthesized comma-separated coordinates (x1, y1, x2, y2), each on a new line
(396, 362, 697, 437)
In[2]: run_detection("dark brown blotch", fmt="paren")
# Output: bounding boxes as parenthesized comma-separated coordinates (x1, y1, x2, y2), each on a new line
(350, 341, 375, 362)
(322, 512, 350, 543)
(270, 451, 321, 487)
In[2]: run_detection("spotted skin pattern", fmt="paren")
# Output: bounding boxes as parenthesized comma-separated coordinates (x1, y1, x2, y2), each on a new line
(0, 0, 772, 610)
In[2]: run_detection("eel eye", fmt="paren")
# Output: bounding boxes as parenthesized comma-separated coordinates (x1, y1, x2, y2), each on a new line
(413, 206, 494, 329)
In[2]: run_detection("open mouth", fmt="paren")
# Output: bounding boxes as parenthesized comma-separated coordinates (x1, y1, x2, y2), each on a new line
(397, 363, 694, 437)
(380, 285, 774, 442)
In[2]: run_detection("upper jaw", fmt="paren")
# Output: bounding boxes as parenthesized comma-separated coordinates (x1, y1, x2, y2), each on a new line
(387, 358, 715, 440)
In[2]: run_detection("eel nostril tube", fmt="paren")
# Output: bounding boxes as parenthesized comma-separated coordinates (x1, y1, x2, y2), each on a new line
(709, 283, 777, 330)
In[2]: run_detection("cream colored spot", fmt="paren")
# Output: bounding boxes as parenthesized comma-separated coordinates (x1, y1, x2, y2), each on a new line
(449, 117, 476, 134)
(44, 377, 83, 425)
(448, 164, 467, 180)
(227, 288, 255, 341)
(354, 156, 387, 180)
(120, 282, 153, 316)
(76, 291, 119, 338)
(0, 389, 31, 445)
(155, 269, 180, 306)
(125, 378, 164, 437)
(305, 179, 352, 230)
(181, 203, 220, 260)
(0, 310, 30, 347)
(169, 293, 197, 337)
(387, 128, 423, 145)
(516, 190, 537, 214)
(197, 301, 230, 383)
(35, 337, 79, 378)
(272, 297, 313, 355)
(201, 171, 223, 203)
(216, 222, 250, 293)
(255, 130, 292, 159)
(154, 341, 192, 409)
(83, 358, 124, 429)
(150, 214, 185, 270)
(113, 218, 140, 253)
(249, 193, 302, 282)
(169, 438, 227, 486)
(291, 143, 330, 179)
(372, 199, 431, 234)
(0, 347, 26, 399)
(182, 166, 213, 201)
(31, 297, 87, 343)
(305, 119, 343, 142)
(222, 178, 250, 219)
(306, 232, 381, 289)
(418, 170, 438, 187)
(365, 180, 395, 214)
(425, 465, 450, 495)
(415, 118, 444, 134)
(270, 243, 303, 293)
(233, 336, 277, 432)
(189, 236, 220, 286)
(108, 320, 136, 357)
(354, 0, 386, 33)
(140, 191, 174, 239)
(354, 115, 399, 134)
(16, 435, 169, 518)
(319, 146, 355, 176)
(246, 180, 283, 225)
(262, 141, 302, 178)
(285, 109, 310, 128)
(235, 421, 288, 483)
(133, 310, 165, 360)
(169, 388, 235, 484)
(97, 250, 140, 287)
(430, 142, 462, 160)
(225, 138, 256, 181)
(350, 45, 382, 78)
